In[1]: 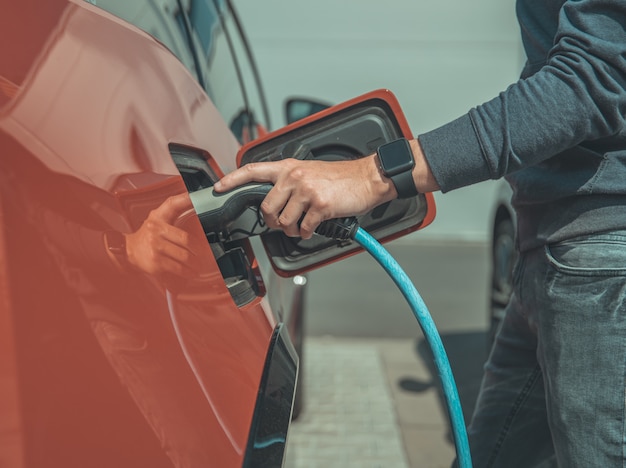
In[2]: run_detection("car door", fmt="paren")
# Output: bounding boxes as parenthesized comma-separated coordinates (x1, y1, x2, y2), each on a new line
(1, 2, 435, 467)
(1, 1, 288, 466)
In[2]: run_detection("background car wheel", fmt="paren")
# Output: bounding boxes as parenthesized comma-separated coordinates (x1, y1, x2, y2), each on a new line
(489, 216, 516, 347)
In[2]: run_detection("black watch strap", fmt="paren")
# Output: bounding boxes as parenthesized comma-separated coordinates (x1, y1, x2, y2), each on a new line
(391, 169, 419, 199)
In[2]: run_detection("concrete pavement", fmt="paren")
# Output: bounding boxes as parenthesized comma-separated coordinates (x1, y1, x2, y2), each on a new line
(284, 240, 491, 467)
(284, 335, 487, 467)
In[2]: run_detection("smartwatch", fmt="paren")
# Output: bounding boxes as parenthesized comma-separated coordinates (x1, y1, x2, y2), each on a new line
(376, 138, 419, 199)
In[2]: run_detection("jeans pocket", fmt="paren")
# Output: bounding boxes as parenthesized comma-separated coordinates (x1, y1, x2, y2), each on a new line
(545, 231, 626, 276)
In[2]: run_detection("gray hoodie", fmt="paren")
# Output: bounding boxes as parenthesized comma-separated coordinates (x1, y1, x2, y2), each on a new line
(419, 0, 626, 251)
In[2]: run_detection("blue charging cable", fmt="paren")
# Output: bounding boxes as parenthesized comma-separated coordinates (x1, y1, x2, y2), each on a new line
(316, 218, 472, 468)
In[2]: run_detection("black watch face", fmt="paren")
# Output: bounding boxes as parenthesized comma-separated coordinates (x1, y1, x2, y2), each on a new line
(379, 139, 414, 176)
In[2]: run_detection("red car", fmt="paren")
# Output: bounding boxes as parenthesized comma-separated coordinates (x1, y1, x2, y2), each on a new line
(1, 1, 434, 466)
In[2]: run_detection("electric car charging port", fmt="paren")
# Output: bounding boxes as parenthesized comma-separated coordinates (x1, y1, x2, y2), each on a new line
(210, 238, 263, 306)
(170, 145, 262, 307)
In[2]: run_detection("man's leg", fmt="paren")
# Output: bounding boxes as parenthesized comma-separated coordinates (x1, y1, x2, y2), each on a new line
(534, 232, 626, 467)
(464, 251, 555, 467)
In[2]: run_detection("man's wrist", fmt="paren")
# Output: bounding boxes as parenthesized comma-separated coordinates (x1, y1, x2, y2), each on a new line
(365, 153, 398, 203)
(410, 138, 440, 193)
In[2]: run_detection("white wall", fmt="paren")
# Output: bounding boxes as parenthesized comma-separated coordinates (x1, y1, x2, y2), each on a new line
(234, 0, 523, 242)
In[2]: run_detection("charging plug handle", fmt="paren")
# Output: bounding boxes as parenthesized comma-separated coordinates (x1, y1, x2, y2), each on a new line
(190, 183, 359, 240)
(191, 183, 272, 234)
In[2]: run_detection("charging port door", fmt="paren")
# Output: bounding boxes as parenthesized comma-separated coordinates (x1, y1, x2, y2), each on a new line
(236, 89, 436, 277)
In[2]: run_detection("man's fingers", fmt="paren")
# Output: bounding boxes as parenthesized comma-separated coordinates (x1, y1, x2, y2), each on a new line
(276, 198, 309, 237)
(298, 211, 324, 240)
(259, 184, 291, 229)
(215, 162, 280, 192)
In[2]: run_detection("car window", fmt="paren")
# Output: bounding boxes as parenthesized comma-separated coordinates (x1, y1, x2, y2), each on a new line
(87, 0, 267, 145)
(87, 0, 199, 78)
(183, 0, 264, 143)
(184, 1, 244, 139)
(220, 2, 271, 134)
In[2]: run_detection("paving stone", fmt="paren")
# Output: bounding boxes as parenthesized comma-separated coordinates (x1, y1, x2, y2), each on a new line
(283, 337, 459, 467)
(285, 337, 410, 468)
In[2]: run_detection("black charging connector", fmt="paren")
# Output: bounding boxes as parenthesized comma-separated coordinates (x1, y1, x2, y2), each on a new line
(190, 183, 359, 241)
(313, 216, 359, 240)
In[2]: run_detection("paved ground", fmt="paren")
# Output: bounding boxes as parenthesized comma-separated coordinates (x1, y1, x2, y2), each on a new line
(284, 336, 482, 468)
(283, 240, 491, 467)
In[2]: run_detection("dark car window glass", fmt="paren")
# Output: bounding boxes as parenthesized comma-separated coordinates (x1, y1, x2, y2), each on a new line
(183, 0, 251, 143)
(88, 0, 266, 145)
(220, 3, 270, 135)
(87, 0, 198, 77)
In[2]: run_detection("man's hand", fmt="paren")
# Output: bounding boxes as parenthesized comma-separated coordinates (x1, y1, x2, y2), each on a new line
(214, 138, 439, 239)
(215, 154, 395, 239)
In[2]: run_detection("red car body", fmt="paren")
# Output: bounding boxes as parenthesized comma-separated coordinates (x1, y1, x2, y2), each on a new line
(1, 1, 296, 466)
(1, 1, 434, 467)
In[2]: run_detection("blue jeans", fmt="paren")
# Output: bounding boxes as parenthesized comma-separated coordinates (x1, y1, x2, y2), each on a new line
(466, 231, 626, 467)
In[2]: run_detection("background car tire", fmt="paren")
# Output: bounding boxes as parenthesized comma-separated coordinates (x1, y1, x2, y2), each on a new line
(489, 216, 516, 347)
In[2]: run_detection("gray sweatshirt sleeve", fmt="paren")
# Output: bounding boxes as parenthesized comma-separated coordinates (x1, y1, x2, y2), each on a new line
(418, 0, 626, 193)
